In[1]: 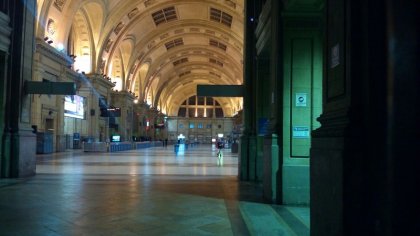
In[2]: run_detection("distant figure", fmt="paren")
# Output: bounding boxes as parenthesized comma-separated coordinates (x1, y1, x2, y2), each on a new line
(164, 138, 168, 147)
(217, 140, 224, 149)
(217, 140, 225, 159)
(217, 141, 223, 160)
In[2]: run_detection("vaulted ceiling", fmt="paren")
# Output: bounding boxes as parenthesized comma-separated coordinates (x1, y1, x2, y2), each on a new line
(36, 0, 244, 116)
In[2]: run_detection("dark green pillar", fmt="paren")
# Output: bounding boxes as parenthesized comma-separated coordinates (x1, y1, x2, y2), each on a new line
(239, 0, 258, 181)
(253, 0, 284, 203)
(311, 0, 419, 235)
(0, 8, 12, 177)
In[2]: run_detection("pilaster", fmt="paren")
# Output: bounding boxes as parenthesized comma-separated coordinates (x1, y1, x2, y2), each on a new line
(309, 0, 417, 234)
(239, 0, 258, 181)
(262, 134, 280, 203)
(110, 91, 135, 141)
(2, 0, 37, 177)
(0, 11, 11, 176)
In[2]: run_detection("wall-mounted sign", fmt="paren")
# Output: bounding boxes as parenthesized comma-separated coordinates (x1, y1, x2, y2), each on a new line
(296, 93, 307, 107)
(293, 126, 310, 138)
(331, 43, 340, 68)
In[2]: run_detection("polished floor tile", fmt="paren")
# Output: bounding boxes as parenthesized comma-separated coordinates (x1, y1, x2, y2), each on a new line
(0, 144, 309, 235)
(36, 144, 238, 176)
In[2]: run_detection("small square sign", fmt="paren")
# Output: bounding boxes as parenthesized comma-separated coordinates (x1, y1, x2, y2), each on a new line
(293, 126, 310, 138)
(296, 93, 307, 107)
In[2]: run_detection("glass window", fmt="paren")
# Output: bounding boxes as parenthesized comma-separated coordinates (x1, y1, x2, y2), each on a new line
(198, 123, 203, 128)
(197, 96, 205, 105)
(206, 108, 213, 118)
(177, 96, 223, 118)
(179, 124, 184, 129)
(178, 107, 186, 117)
(188, 96, 196, 105)
(197, 108, 204, 117)
(206, 124, 212, 129)
(215, 108, 224, 118)
(189, 123, 195, 129)
(188, 108, 195, 117)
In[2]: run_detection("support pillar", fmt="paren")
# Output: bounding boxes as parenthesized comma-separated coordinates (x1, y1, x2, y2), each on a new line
(239, 0, 258, 181)
(1, 0, 36, 178)
(311, 0, 419, 235)
(263, 134, 280, 203)
(0, 11, 11, 176)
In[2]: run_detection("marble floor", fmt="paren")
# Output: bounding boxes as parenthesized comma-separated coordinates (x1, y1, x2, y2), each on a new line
(0, 144, 309, 235)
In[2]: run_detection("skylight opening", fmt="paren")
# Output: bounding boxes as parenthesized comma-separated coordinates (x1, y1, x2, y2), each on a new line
(152, 6, 178, 26)
(210, 8, 232, 27)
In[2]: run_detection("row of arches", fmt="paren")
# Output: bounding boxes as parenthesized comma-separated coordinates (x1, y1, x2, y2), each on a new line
(35, 0, 244, 117)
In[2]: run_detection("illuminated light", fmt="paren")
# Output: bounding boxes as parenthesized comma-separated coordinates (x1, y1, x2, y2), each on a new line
(57, 43, 64, 51)
(218, 133, 224, 138)
(74, 55, 92, 74)
(134, 99, 139, 104)
(111, 77, 123, 91)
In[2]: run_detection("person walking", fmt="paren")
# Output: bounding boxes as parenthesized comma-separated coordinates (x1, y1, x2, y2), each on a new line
(217, 140, 224, 159)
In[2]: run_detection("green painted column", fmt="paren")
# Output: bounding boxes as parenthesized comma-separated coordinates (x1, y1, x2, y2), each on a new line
(0, 53, 7, 176)
(255, 0, 284, 203)
(256, 55, 271, 183)
(281, 15, 323, 205)
(239, 0, 258, 181)
(0, 10, 12, 177)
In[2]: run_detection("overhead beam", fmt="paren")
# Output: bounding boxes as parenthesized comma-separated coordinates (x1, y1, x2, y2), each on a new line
(197, 85, 243, 97)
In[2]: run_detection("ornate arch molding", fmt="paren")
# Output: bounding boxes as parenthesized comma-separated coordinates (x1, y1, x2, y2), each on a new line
(97, 1, 244, 83)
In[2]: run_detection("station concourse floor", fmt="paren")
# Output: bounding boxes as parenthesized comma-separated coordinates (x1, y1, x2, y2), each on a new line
(0, 144, 309, 236)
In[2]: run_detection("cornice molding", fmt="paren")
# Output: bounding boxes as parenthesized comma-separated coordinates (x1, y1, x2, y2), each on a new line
(88, 74, 117, 89)
(311, 107, 364, 138)
(111, 90, 135, 100)
(35, 38, 73, 66)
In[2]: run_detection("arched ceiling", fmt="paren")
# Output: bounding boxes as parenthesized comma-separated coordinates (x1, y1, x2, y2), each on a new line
(37, 0, 244, 116)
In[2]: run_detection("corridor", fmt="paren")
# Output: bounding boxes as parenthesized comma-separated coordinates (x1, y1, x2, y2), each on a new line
(0, 144, 309, 235)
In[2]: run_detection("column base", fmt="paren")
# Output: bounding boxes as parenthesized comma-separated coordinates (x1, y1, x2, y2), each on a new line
(263, 134, 280, 203)
(2, 129, 36, 178)
(239, 134, 257, 181)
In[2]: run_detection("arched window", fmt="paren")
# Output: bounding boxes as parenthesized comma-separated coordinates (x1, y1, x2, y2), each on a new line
(177, 96, 224, 118)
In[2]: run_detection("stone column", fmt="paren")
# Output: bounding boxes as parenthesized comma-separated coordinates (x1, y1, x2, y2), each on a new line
(0, 11, 11, 176)
(55, 95, 65, 151)
(239, 0, 258, 181)
(311, 0, 419, 235)
(1, 0, 36, 177)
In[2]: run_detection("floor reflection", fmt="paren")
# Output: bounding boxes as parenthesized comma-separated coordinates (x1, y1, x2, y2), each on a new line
(36, 144, 238, 176)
